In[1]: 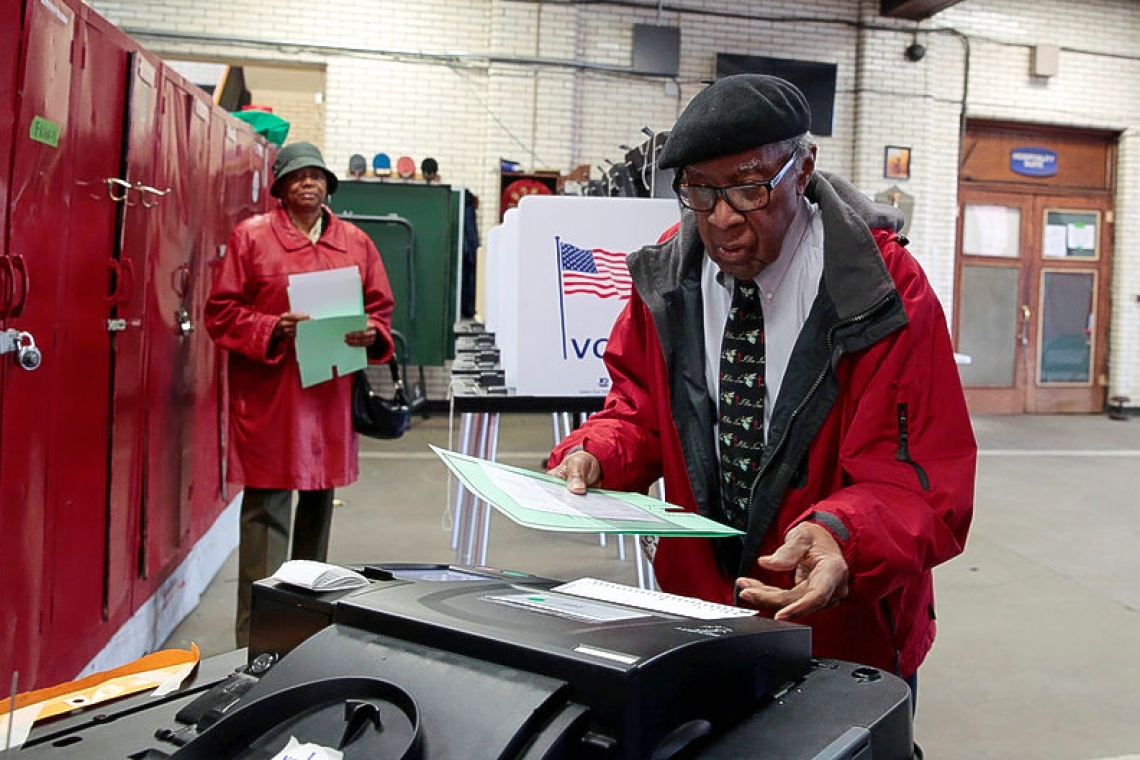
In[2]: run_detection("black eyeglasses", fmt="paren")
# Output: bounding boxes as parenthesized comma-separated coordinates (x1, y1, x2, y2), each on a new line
(676, 151, 798, 213)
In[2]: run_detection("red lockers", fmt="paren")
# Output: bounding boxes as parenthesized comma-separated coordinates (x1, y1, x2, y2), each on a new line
(0, 0, 272, 689)
(0, 0, 17, 252)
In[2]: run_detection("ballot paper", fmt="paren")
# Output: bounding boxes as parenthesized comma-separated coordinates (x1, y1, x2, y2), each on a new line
(287, 266, 363, 319)
(554, 577, 757, 620)
(287, 266, 368, 387)
(272, 737, 343, 760)
(271, 560, 369, 592)
(431, 445, 743, 537)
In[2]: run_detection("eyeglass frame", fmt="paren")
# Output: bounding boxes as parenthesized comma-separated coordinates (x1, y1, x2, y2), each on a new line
(674, 150, 799, 213)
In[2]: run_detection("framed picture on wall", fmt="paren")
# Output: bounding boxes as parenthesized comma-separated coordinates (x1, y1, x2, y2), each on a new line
(884, 146, 911, 179)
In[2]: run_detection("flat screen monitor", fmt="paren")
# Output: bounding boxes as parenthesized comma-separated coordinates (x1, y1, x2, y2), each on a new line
(715, 54, 837, 137)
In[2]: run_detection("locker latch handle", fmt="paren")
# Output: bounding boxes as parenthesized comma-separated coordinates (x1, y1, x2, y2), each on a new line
(135, 183, 172, 208)
(105, 177, 133, 204)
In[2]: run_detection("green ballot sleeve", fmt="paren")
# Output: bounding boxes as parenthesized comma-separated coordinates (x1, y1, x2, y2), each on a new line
(431, 445, 743, 537)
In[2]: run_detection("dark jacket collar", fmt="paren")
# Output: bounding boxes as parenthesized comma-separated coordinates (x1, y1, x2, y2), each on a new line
(809, 171, 901, 323)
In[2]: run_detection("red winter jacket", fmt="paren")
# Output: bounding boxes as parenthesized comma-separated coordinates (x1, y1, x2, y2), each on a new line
(205, 206, 394, 491)
(549, 173, 975, 678)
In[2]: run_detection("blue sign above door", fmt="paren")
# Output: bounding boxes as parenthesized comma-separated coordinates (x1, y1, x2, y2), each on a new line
(1010, 147, 1058, 177)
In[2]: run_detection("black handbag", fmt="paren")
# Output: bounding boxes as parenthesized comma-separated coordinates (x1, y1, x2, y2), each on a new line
(352, 358, 412, 440)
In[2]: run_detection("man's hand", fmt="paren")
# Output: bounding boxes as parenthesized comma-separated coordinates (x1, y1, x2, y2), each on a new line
(273, 312, 311, 340)
(546, 450, 603, 495)
(735, 522, 849, 621)
(344, 325, 378, 348)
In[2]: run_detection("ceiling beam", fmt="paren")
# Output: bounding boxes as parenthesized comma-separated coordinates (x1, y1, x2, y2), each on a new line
(880, 0, 966, 21)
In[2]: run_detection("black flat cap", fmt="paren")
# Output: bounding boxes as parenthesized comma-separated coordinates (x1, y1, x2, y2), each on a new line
(657, 74, 811, 170)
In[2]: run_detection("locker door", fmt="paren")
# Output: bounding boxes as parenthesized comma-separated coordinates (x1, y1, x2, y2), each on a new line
(186, 103, 230, 528)
(36, 11, 129, 682)
(0, 1, 23, 661)
(180, 87, 217, 533)
(209, 124, 269, 503)
(105, 50, 161, 620)
(137, 69, 197, 578)
(0, 0, 19, 262)
(0, 0, 77, 690)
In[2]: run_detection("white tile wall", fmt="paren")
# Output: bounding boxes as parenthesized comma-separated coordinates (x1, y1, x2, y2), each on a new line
(90, 0, 1140, 401)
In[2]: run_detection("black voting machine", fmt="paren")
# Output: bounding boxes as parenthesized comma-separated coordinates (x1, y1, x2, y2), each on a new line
(16, 563, 915, 759)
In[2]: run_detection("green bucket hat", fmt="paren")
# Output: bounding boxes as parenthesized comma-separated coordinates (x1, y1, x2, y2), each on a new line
(271, 141, 339, 197)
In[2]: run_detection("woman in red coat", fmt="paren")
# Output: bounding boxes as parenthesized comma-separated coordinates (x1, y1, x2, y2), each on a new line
(205, 142, 395, 645)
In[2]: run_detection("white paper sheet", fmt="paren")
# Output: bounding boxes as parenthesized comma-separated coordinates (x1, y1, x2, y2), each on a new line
(287, 266, 362, 318)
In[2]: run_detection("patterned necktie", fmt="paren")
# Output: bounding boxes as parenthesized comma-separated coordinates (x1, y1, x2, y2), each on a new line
(718, 278, 765, 529)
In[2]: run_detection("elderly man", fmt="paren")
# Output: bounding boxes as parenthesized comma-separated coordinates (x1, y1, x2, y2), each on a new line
(548, 75, 975, 697)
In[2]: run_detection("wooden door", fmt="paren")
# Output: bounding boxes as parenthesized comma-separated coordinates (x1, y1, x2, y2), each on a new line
(955, 121, 1116, 415)
(955, 190, 1113, 413)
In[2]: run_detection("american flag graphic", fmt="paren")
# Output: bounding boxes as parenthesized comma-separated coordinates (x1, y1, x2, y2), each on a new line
(557, 239, 633, 300)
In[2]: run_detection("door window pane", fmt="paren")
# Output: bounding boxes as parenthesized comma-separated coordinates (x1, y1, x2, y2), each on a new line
(1039, 271, 1094, 384)
(963, 205, 1020, 258)
(958, 265, 1019, 386)
(1043, 211, 1098, 259)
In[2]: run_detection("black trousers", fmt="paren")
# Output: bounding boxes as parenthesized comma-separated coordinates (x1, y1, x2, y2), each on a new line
(235, 487, 334, 646)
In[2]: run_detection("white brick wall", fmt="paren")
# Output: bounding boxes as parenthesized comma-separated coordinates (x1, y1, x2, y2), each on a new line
(89, 0, 1140, 401)
(939, 0, 1140, 399)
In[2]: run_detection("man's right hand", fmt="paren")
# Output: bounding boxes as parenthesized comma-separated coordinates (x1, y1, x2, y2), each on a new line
(546, 450, 603, 495)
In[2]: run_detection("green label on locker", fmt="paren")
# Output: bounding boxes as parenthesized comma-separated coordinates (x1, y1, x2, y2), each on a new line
(30, 116, 61, 147)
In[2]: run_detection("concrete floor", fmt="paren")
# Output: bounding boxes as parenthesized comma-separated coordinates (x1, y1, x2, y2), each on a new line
(163, 409, 1140, 760)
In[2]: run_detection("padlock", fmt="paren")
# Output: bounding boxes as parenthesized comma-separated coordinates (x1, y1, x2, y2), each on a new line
(16, 332, 41, 371)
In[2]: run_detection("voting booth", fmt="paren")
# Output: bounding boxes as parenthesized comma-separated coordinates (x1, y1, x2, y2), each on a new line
(487, 196, 680, 397)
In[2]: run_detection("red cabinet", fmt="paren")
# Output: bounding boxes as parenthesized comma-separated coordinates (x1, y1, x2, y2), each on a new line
(0, 0, 270, 689)
(0, 0, 81, 691)
(0, 0, 18, 256)
(37, 6, 129, 670)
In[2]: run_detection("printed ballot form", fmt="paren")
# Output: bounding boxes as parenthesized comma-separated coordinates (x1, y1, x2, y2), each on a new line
(431, 445, 743, 537)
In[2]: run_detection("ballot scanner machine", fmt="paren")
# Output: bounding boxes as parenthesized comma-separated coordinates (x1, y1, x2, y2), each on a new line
(13, 563, 915, 759)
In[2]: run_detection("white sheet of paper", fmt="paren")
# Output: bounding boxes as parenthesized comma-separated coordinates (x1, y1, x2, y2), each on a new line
(554, 578, 757, 620)
(0, 703, 44, 751)
(271, 560, 369, 591)
(1066, 222, 1095, 253)
(963, 205, 1012, 257)
(1044, 224, 1068, 257)
(481, 465, 667, 523)
(287, 266, 362, 319)
(272, 736, 343, 760)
